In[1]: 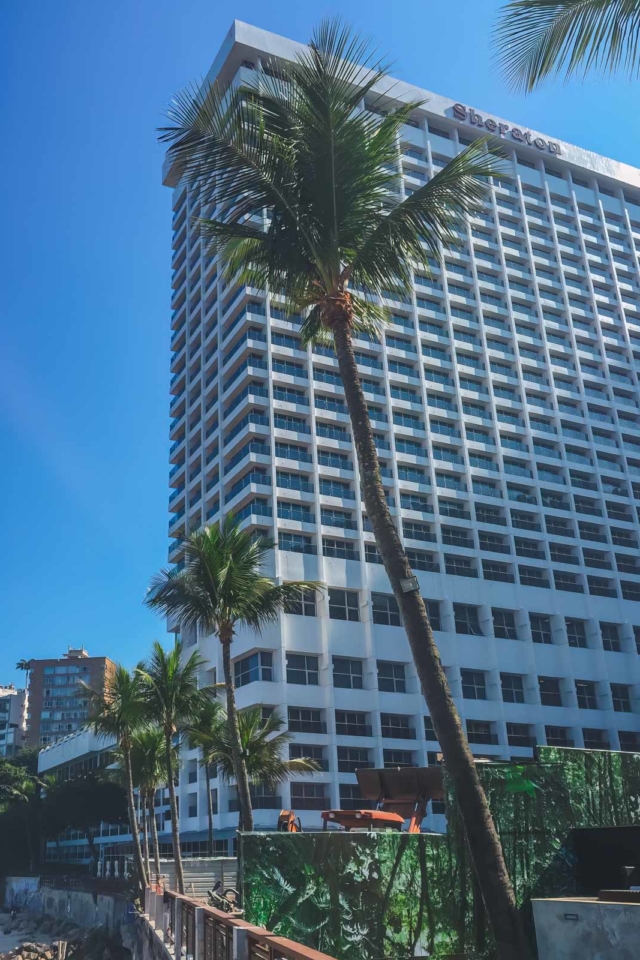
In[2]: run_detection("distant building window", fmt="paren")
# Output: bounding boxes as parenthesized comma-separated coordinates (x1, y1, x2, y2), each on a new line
(286, 587, 316, 617)
(539, 676, 562, 707)
(611, 684, 632, 713)
(600, 622, 622, 652)
(576, 680, 598, 710)
(530, 614, 552, 644)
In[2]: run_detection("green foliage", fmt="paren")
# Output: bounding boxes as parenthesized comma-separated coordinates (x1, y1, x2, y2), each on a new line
(495, 0, 640, 93)
(145, 514, 317, 639)
(242, 748, 640, 959)
(198, 705, 321, 788)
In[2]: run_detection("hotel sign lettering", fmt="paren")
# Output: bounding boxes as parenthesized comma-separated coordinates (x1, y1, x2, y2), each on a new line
(453, 103, 561, 156)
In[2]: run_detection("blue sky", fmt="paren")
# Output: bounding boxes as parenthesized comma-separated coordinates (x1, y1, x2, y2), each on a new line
(1, 0, 639, 684)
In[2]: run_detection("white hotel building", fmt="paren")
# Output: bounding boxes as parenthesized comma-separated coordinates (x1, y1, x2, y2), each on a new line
(163, 22, 640, 846)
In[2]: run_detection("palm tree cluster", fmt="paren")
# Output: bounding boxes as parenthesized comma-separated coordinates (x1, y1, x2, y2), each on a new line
(75, 515, 320, 894)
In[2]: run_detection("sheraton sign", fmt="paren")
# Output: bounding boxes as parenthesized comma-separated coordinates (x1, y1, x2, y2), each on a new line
(453, 103, 561, 156)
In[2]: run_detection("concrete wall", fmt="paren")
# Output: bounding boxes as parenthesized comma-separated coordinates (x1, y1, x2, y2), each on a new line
(3, 879, 131, 935)
(533, 897, 640, 959)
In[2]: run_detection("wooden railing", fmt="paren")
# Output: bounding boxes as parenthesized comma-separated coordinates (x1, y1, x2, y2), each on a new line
(143, 888, 338, 960)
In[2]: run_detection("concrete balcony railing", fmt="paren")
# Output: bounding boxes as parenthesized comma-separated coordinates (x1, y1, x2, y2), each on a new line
(142, 888, 338, 960)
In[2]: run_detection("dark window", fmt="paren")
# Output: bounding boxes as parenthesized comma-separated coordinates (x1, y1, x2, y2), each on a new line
(539, 676, 562, 707)
(335, 711, 371, 737)
(600, 621, 622, 652)
(445, 555, 477, 577)
(406, 548, 438, 571)
(381, 713, 415, 739)
(530, 614, 552, 644)
(337, 746, 371, 772)
(328, 588, 360, 621)
(611, 684, 632, 713)
(501, 673, 525, 704)
(453, 604, 483, 636)
(286, 654, 319, 686)
(279, 533, 315, 554)
(323, 538, 359, 560)
(424, 716, 437, 741)
(566, 619, 587, 648)
(372, 593, 401, 626)
(576, 680, 597, 710)
(333, 657, 363, 690)
(289, 744, 326, 769)
(425, 600, 441, 631)
(492, 609, 518, 640)
(546, 725, 572, 747)
(288, 707, 326, 733)
(461, 670, 487, 700)
(634, 626, 640, 655)
(188, 795, 197, 818)
(466, 720, 497, 744)
(290, 783, 329, 810)
(339, 783, 373, 810)
(583, 728, 608, 749)
(619, 731, 640, 752)
(365, 542, 382, 564)
(286, 587, 317, 617)
(383, 749, 415, 767)
(234, 651, 273, 687)
(377, 661, 406, 693)
(506, 723, 533, 747)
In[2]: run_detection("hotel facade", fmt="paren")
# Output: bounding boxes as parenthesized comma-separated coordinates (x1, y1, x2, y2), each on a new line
(162, 22, 640, 846)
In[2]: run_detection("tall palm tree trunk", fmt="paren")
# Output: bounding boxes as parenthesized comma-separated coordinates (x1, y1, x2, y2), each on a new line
(220, 637, 254, 831)
(204, 764, 214, 856)
(141, 790, 151, 882)
(164, 729, 185, 894)
(123, 742, 148, 889)
(148, 793, 162, 886)
(331, 311, 530, 960)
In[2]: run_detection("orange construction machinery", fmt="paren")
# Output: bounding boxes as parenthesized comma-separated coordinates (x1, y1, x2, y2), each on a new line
(278, 767, 444, 833)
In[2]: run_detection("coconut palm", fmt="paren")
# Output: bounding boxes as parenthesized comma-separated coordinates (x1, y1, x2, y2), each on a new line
(158, 20, 527, 958)
(186, 698, 224, 856)
(145, 515, 317, 835)
(495, 0, 640, 92)
(200, 706, 320, 827)
(82, 666, 148, 888)
(136, 641, 212, 895)
(117, 728, 177, 885)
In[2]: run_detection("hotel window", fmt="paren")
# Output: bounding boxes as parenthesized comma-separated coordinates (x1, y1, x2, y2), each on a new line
(461, 670, 487, 701)
(530, 614, 552, 644)
(611, 684, 632, 713)
(372, 593, 401, 626)
(234, 651, 273, 688)
(566, 619, 588, 648)
(333, 658, 363, 690)
(453, 604, 483, 636)
(377, 661, 406, 693)
(501, 673, 525, 704)
(286, 654, 319, 687)
(576, 680, 598, 710)
(600, 622, 622, 652)
(492, 609, 518, 640)
(328, 589, 359, 622)
(539, 677, 563, 707)
(286, 587, 317, 617)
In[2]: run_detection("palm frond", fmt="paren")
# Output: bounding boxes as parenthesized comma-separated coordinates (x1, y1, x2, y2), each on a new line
(348, 137, 504, 291)
(494, 0, 640, 93)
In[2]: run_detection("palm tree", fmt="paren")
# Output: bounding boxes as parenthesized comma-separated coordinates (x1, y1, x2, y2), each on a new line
(117, 728, 177, 885)
(158, 21, 528, 958)
(136, 641, 212, 895)
(145, 516, 317, 836)
(186, 698, 224, 856)
(82, 665, 148, 889)
(495, 0, 640, 92)
(201, 706, 320, 826)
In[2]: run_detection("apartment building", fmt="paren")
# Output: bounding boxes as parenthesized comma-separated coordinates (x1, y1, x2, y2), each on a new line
(163, 21, 640, 843)
(0, 685, 27, 757)
(26, 648, 116, 747)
